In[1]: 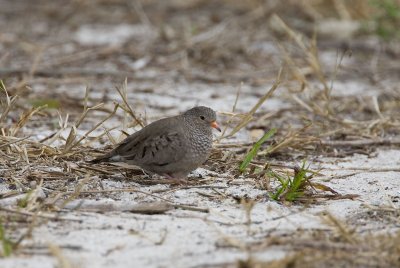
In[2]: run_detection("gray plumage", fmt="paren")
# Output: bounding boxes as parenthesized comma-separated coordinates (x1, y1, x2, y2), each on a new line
(91, 106, 220, 178)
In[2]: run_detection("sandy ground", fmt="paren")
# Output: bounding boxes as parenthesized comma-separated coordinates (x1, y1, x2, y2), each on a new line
(1, 148, 399, 268)
(1, 71, 399, 267)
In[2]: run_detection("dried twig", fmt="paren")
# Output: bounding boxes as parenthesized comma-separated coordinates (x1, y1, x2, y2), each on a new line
(224, 68, 282, 138)
(320, 138, 400, 147)
(0, 207, 81, 222)
(115, 78, 145, 128)
(0, 136, 31, 149)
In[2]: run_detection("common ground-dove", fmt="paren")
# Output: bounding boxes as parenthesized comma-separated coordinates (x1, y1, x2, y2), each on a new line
(91, 106, 221, 178)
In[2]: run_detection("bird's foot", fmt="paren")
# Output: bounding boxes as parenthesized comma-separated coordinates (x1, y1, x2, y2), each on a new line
(162, 174, 187, 185)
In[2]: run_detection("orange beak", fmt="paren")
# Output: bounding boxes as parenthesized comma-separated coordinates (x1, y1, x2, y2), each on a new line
(210, 121, 221, 132)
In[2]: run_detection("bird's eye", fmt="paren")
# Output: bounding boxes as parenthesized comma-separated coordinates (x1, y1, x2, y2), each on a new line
(200, 116, 205, 120)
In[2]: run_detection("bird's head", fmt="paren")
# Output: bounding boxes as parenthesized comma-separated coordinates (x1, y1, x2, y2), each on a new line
(183, 106, 221, 132)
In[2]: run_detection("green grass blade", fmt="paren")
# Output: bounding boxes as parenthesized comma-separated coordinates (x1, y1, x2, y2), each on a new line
(0, 80, 5, 91)
(239, 128, 277, 172)
(0, 221, 13, 257)
(291, 169, 306, 191)
(30, 98, 60, 109)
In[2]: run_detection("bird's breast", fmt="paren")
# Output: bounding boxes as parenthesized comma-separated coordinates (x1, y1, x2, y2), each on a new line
(186, 132, 212, 161)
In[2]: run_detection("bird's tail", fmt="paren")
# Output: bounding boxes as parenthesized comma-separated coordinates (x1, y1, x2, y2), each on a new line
(88, 155, 110, 164)
(88, 157, 104, 164)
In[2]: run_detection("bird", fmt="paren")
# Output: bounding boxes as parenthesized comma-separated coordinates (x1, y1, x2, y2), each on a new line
(90, 106, 221, 179)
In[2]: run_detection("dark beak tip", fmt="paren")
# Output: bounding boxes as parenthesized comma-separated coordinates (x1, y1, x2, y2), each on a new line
(211, 121, 221, 132)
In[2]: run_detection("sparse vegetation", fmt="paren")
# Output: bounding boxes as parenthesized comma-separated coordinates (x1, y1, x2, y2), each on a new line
(370, 0, 400, 39)
(269, 163, 311, 202)
(0, 221, 13, 257)
(239, 128, 276, 173)
(0, 0, 399, 267)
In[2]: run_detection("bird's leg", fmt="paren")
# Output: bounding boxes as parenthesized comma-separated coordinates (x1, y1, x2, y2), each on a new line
(162, 173, 174, 179)
(162, 173, 187, 185)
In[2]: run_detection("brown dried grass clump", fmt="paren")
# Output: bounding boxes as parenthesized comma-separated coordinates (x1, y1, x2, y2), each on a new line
(238, 218, 400, 268)
(263, 231, 400, 268)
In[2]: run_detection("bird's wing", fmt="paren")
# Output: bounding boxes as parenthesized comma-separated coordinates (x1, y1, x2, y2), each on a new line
(111, 117, 187, 166)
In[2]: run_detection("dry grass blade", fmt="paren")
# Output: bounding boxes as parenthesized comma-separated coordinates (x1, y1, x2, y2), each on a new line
(63, 126, 77, 153)
(72, 103, 118, 148)
(74, 87, 104, 129)
(0, 136, 31, 149)
(58, 175, 92, 209)
(218, 83, 243, 140)
(271, 14, 329, 93)
(259, 124, 314, 156)
(0, 80, 18, 124)
(320, 138, 400, 147)
(63, 103, 118, 154)
(126, 202, 173, 214)
(321, 211, 357, 244)
(225, 68, 282, 138)
(115, 78, 145, 128)
(66, 188, 209, 213)
(0, 207, 81, 222)
(10, 105, 46, 137)
(277, 42, 311, 91)
(103, 126, 118, 145)
(48, 243, 73, 268)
